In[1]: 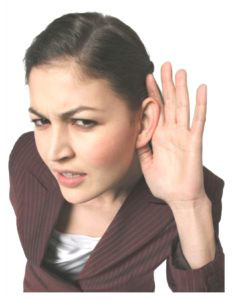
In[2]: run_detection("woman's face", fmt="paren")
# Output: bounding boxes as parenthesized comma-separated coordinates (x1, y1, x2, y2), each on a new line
(28, 61, 143, 207)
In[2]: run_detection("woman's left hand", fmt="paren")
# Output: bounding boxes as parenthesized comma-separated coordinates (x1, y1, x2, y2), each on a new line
(136, 62, 208, 209)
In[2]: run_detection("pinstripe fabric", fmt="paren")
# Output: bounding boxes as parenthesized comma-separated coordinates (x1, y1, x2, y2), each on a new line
(8, 131, 225, 292)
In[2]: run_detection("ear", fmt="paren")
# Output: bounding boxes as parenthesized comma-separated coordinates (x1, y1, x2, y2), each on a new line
(135, 97, 160, 150)
(146, 73, 164, 106)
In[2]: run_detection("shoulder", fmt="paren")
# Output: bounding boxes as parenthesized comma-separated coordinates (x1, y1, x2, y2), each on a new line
(202, 165, 225, 204)
(8, 130, 59, 193)
(8, 131, 36, 215)
(9, 131, 35, 165)
(203, 165, 224, 188)
(8, 131, 39, 176)
(202, 165, 225, 227)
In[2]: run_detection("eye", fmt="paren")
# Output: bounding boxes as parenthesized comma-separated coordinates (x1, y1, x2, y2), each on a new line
(31, 118, 48, 127)
(71, 119, 97, 128)
(30, 118, 97, 129)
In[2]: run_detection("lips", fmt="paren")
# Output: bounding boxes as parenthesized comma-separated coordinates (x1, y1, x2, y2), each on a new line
(56, 172, 86, 187)
(54, 169, 86, 175)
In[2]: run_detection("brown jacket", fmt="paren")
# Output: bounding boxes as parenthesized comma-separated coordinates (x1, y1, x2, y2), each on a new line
(8, 131, 225, 292)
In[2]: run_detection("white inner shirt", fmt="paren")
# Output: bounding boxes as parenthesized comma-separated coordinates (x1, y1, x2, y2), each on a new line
(43, 229, 101, 282)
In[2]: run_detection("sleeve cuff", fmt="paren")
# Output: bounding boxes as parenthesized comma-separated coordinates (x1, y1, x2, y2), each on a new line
(166, 235, 224, 292)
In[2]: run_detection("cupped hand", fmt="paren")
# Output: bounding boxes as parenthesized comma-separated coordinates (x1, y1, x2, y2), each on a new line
(137, 62, 208, 208)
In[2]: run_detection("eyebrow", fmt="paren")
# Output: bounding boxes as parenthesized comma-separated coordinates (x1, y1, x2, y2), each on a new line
(28, 106, 104, 121)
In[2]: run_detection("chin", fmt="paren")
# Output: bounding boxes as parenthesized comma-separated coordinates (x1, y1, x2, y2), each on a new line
(59, 187, 94, 205)
(64, 199, 80, 205)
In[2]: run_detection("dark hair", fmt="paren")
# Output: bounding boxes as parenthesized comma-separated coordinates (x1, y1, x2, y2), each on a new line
(23, 12, 162, 119)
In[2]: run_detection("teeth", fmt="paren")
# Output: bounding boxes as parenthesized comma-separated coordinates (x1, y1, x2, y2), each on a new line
(62, 172, 81, 177)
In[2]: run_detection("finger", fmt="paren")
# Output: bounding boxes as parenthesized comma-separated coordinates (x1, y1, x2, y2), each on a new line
(146, 74, 164, 125)
(175, 69, 190, 129)
(191, 84, 207, 139)
(161, 62, 176, 124)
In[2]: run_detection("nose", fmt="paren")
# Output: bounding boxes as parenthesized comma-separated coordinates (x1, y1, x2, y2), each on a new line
(48, 127, 74, 161)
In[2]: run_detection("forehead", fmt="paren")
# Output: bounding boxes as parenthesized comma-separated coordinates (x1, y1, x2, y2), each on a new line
(29, 59, 86, 85)
(28, 61, 132, 117)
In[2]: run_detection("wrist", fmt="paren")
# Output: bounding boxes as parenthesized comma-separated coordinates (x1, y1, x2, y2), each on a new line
(169, 194, 216, 267)
(168, 193, 211, 212)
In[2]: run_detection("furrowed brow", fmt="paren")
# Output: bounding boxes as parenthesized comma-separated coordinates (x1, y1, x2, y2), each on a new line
(28, 106, 104, 121)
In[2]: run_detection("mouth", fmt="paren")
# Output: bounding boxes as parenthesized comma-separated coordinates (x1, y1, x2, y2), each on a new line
(55, 171, 87, 187)
(53, 168, 86, 175)
(58, 171, 86, 177)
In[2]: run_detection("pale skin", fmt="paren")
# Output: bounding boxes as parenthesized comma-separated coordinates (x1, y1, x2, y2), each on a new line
(28, 60, 216, 268)
(139, 62, 216, 269)
(28, 60, 145, 236)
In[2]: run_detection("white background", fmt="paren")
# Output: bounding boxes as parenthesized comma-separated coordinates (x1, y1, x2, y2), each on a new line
(1, 0, 232, 299)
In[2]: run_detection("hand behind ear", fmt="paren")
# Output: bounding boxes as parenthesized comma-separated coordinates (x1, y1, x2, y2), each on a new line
(136, 62, 207, 207)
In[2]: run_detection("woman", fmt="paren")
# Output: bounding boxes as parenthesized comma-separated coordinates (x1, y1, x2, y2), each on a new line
(8, 12, 225, 292)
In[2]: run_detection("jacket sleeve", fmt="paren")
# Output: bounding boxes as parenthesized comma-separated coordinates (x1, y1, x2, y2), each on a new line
(166, 166, 225, 292)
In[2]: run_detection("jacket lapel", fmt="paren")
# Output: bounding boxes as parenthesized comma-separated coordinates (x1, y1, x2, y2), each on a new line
(78, 175, 171, 280)
(22, 170, 65, 265)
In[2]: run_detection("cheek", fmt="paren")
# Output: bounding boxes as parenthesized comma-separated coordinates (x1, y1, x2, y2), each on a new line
(84, 130, 135, 168)
(34, 135, 48, 163)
